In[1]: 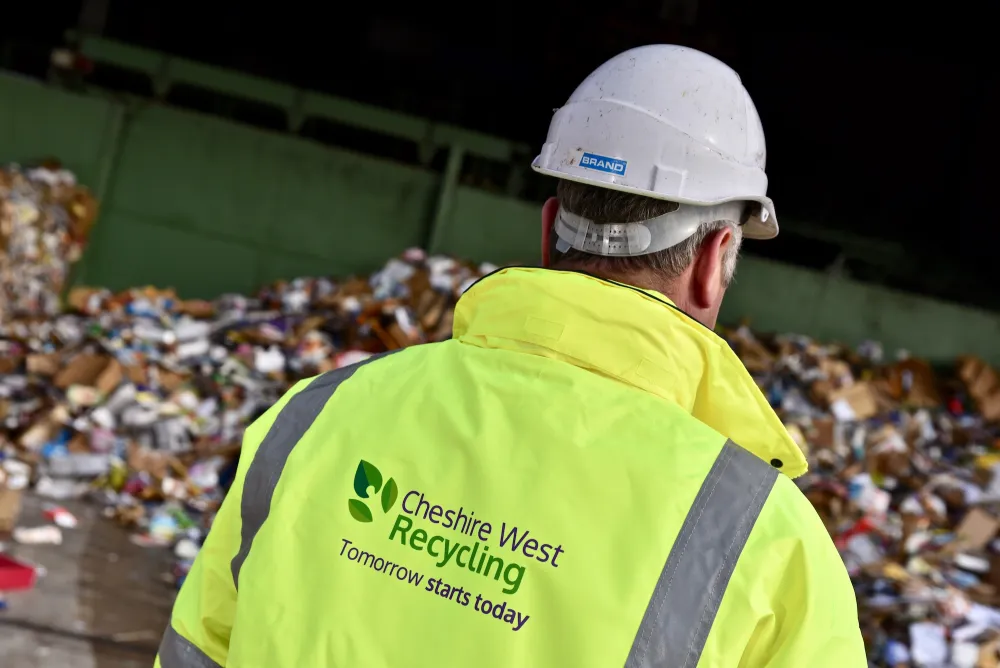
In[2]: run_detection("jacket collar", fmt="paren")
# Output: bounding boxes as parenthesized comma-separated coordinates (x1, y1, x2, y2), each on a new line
(453, 267, 806, 478)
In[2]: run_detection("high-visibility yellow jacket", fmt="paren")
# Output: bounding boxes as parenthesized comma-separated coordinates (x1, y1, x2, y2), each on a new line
(157, 267, 865, 668)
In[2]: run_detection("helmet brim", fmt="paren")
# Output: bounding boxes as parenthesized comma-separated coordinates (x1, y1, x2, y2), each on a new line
(532, 162, 779, 240)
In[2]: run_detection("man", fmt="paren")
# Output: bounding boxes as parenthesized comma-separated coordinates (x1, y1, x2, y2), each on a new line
(158, 45, 865, 667)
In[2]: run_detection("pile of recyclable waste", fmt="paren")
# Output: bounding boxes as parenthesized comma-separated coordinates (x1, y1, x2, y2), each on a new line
(0, 162, 98, 320)
(725, 326, 1000, 666)
(0, 247, 493, 588)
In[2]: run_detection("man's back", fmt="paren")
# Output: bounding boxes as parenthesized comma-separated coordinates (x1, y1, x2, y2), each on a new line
(158, 269, 865, 667)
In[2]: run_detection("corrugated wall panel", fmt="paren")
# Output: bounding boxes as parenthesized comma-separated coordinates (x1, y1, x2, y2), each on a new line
(440, 187, 540, 264)
(0, 74, 115, 186)
(723, 258, 1000, 364)
(83, 105, 438, 296)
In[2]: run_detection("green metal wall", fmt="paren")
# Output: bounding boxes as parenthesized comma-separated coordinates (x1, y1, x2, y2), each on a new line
(438, 188, 541, 264)
(0, 73, 116, 190)
(90, 106, 437, 296)
(721, 259, 1000, 364)
(1, 60, 999, 365)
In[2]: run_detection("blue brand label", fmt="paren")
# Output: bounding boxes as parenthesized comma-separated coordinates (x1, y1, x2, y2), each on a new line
(579, 152, 627, 176)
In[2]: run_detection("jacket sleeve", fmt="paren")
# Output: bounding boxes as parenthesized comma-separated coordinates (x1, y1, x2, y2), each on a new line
(155, 378, 314, 667)
(739, 476, 868, 668)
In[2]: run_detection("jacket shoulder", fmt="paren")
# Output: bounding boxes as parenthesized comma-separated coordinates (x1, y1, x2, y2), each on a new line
(716, 471, 865, 666)
(741, 473, 850, 582)
(758, 474, 844, 556)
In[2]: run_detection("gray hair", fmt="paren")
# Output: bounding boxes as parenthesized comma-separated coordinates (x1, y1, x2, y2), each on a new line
(551, 180, 744, 287)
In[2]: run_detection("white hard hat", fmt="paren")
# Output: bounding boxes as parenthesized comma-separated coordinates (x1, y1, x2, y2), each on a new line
(533, 45, 778, 255)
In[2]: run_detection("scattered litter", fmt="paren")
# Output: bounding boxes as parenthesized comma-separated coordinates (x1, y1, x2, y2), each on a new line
(0, 553, 38, 592)
(110, 629, 160, 642)
(909, 622, 948, 666)
(12, 525, 63, 545)
(34, 476, 90, 500)
(42, 504, 77, 529)
(174, 538, 200, 561)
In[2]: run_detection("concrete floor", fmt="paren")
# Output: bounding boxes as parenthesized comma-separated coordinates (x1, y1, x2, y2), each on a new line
(1, 494, 175, 667)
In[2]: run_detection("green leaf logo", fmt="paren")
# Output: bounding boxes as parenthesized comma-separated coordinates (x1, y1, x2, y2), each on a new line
(354, 460, 383, 498)
(348, 461, 398, 523)
(382, 478, 398, 513)
(349, 499, 373, 523)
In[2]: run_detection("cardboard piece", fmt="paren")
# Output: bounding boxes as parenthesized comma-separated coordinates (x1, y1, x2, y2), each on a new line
(0, 355, 23, 375)
(67, 287, 104, 314)
(958, 357, 1000, 422)
(176, 299, 215, 318)
(829, 382, 880, 421)
(960, 358, 1000, 400)
(887, 359, 941, 407)
(127, 364, 148, 385)
(157, 366, 189, 393)
(51, 354, 130, 396)
(953, 509, 1000, 553)
(413, 289, 448, 331)
(810, 379, 835, 406)
(18, 407, 64, 451)
(127, 442, 186, 480)
(67, 431, 91, 454)
(979, 392, 1000, 423)
(959, 357, 1000, 422)
(0, 485, 23, 533)
(979, 636, 1000, 668)
(27, 353, 61, 376)
(820, 358, 853, 387)
(54, 353, 107, 389)
(811, 417, 836, 449)
(432, 309, 455, 342)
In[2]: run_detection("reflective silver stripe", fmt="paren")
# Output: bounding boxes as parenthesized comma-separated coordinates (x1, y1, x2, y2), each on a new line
(158, 624, 222, 668)
(625, 440, 779, 668)
(231, 351, 397, 589)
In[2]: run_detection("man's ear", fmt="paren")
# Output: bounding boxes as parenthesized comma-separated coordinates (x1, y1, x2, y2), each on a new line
(690, 227, 732, 309)
(541, 197, 559, 267)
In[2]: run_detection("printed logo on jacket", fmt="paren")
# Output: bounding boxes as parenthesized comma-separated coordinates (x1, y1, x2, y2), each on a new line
(341, 460, 565, 632)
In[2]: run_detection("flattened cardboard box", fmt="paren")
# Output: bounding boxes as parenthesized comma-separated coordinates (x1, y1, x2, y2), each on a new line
(0, 485, 23, 533)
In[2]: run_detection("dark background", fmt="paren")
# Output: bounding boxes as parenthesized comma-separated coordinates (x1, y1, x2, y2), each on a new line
(2, 1, 996, 311)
